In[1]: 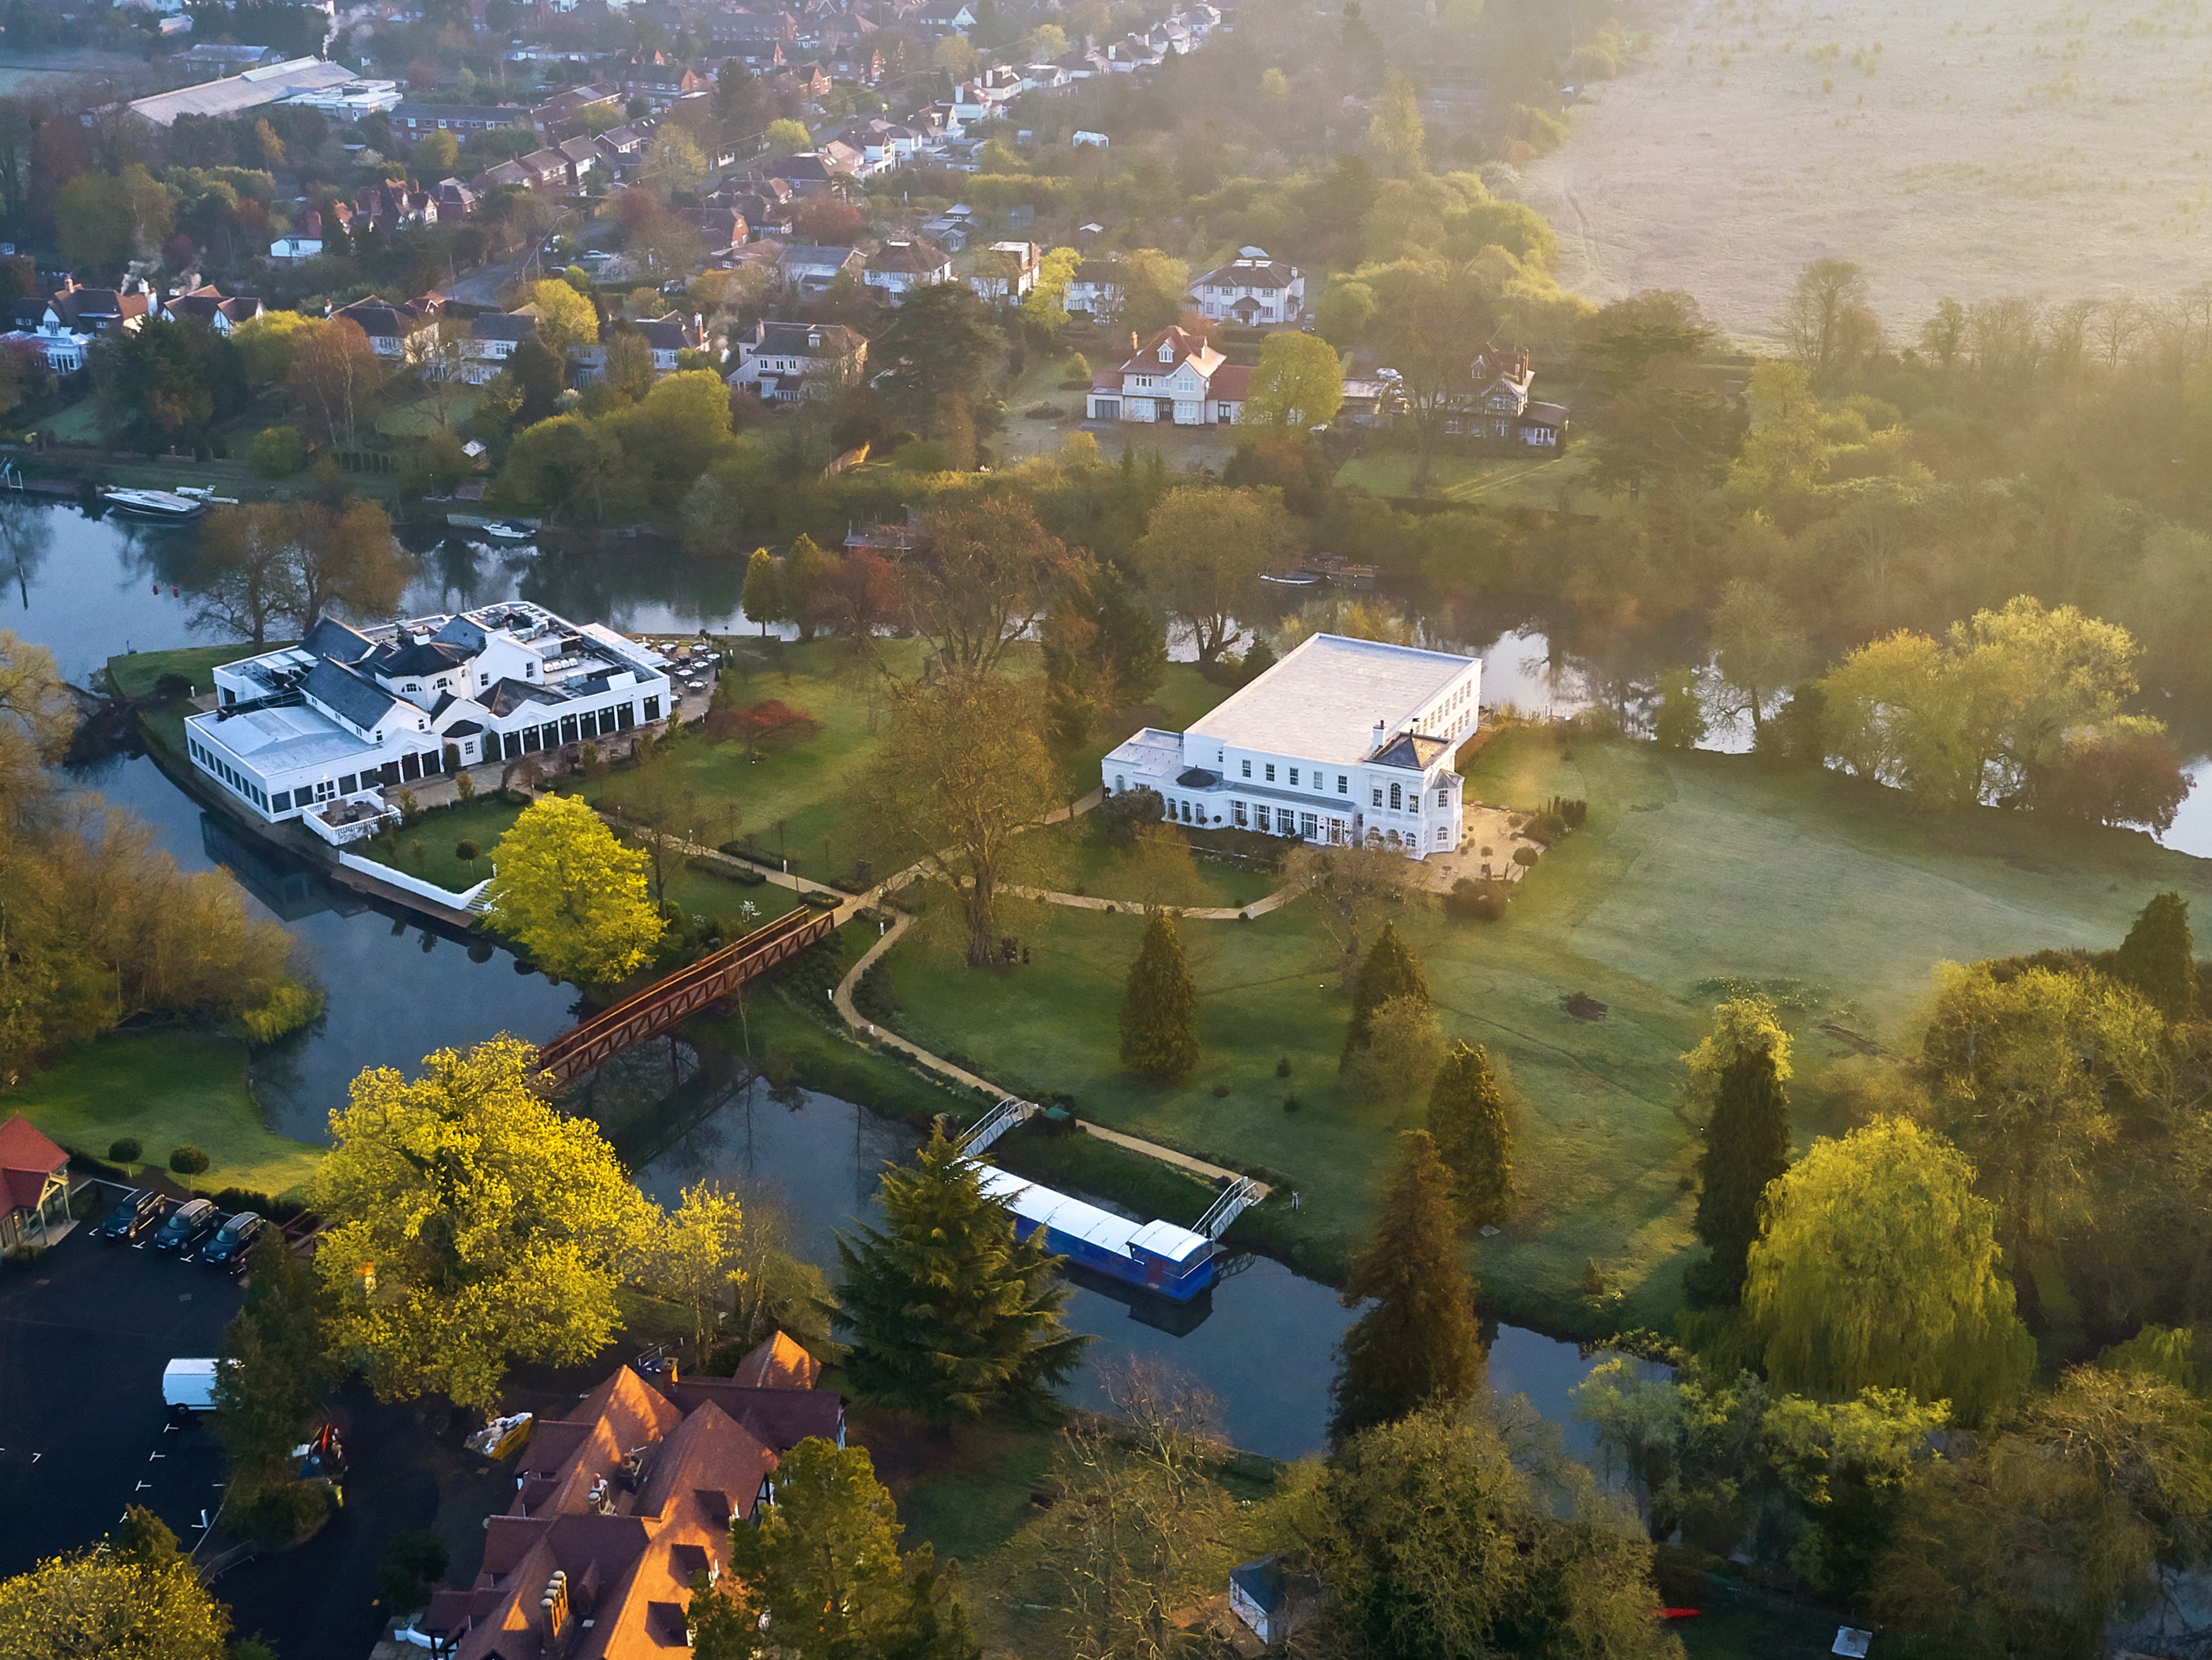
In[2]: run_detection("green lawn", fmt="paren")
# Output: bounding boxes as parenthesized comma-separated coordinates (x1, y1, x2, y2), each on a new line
(1032, 816, 1281, 909)
(376, 393, 479, 438)
(107, 640, 275, 700)
(873, 733, 2212, 1335)
(356, 794, 528, 893)
(3, 1030, 324, 1199)
(39, 398, 104, 442)
(1334, 448, 1607, 510)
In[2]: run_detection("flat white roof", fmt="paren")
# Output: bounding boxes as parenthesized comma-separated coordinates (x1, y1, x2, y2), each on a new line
(1103, 726, 1182, 770)
(129, 58, 357, 126)
(1186, 633, 1477, 768)
(976, 1166, 1211, 1267)
(194, 702, 368, 775)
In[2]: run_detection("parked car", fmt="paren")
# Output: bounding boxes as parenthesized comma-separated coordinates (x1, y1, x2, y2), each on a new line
(96, 1188, 165, 1241)
(151, 1198, 220, 1254)
(198, 1211, 265, 1267)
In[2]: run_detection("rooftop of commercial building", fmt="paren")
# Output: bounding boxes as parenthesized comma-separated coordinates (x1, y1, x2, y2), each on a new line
(1184, 633, 1477, 768)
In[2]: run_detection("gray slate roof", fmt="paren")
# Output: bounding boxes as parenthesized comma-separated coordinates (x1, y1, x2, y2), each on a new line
(304, 659, 404, 732)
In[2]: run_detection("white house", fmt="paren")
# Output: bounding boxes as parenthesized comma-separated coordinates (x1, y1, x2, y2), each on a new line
(1086, 324, 1249, 426)
(1191, 246, 1305, 325)
(776, 242, 867, 291)
(464, 312, 538, 383)
(965, 240, 1039, 301)
(1065, 258, 1123, 317)
(1101, 633, 1480, 859)
(863, 238, 954, 300)
(186, 604, 674, 828)
(727, 319, 866, 400)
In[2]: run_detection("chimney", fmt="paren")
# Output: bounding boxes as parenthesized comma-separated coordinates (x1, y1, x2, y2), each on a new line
(1128, 330, 1139, 355)
(540, 1570, 571, 1645)
(1371, 719, 1387, 752)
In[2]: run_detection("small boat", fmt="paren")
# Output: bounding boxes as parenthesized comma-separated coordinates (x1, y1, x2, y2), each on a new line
(99, 488, 206, 521)
(483, 519, 535, 543)
(1258, 568, 1322, 588)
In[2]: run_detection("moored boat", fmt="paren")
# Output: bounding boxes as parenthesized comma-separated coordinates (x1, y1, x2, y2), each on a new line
(99, 487, 206, 521)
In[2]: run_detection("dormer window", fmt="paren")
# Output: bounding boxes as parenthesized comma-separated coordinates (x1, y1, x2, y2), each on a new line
(1158, 343, 1173, 363)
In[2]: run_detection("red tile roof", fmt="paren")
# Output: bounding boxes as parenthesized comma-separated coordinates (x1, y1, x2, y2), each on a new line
(731, 1331, 820, 1391)
(0, 1114, 65, 1211)
(1209, 364, 1253, 402)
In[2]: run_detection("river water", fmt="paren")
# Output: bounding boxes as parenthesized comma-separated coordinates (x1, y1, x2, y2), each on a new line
(5, 501, 1642, 1460)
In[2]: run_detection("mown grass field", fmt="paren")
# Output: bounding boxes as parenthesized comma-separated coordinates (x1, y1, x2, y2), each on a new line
(4, 1030, 325, 1198)
(1334, 448, 1605, 510)
(876, 732, 2212, 1334)
(107, 641, 277, 700)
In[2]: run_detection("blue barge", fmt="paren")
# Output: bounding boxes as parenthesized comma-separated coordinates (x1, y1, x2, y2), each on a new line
(978, 1166, 1218, 1302)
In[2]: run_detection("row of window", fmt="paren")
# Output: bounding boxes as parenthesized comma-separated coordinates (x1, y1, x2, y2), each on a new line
(494, 697, 652, 759)
(190, 740, 271, 813)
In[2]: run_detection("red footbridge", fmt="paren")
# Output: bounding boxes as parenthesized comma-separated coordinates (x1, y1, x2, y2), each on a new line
(533, 904, 838, 1086)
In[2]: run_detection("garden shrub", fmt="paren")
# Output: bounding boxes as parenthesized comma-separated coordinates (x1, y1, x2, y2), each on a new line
(249, 426, 309, 478)
(239, 980, 324, 1044)
(153, 673, 194, 700)
(108, 1137, 142, 1163)
(237, 1480, 329, 1549)
(169, 1146, 210, 1175)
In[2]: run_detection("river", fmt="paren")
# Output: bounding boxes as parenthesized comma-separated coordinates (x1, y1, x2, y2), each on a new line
(8, 500, 1643, 1462)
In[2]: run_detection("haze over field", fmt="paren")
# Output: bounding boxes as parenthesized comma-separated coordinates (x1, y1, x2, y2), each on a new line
(1522, 0, 2212, 347)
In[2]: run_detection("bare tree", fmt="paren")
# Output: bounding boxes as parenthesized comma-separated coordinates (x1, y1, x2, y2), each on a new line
(1284, 840, 1420, 985)
(1779, 258, 1883, 380)
(2043, 298, 2096, 385)
(2092, 296, 2143, 374)
(907, 497, 1080, 676)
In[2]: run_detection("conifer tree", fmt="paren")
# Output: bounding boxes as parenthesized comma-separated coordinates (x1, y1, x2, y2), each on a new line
(2114, 890, 2196, 1023)
(1119, 910, 1199, 1081)
(1328, 1130, 1484, 1443)
(835, 1127, 1091, 1423)
(1426, 1041, 1513, 1227)
(1342, 918, 1430, 1064)
(1691, 1046, 1792, 1303)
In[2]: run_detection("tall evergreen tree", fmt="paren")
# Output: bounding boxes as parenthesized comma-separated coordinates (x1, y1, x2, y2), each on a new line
(1329, 1130, 1485, 1443)
(835, 1127, 1092, 1423)
(1119, 910, 1199, 1081)
(1343, 919, 1430, 1063)
(1691, 1046, 1792, 1303)
(1427, 1041, 1513, 1227)
(215, 1227, 340, 1503)
(2114, 890, 2196, 1023)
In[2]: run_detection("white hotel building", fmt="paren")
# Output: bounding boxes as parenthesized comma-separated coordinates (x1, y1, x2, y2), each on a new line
(186, 603, 673, 827)
(1101, 634, 1480, 858)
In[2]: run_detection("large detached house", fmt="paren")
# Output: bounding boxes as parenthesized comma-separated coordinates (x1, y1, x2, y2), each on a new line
(863, 237, 954, 300)
(1191, 247, 1304, 325)
(727, 320, 866, 401)
(186, 603, 673, 827)
(1102, 633, 1481, 859)
(1451, 348, 1571, 448)
(1087, 324, 1250, 426)
(421, 1334, 844, 1660)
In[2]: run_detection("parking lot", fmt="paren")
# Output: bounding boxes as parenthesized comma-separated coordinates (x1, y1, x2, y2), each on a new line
(0, 1203, 243, 1578)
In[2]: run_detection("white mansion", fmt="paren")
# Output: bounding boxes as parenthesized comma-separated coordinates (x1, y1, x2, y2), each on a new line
(186, 603, 674, 825)
(1103, 634, 1480, 858)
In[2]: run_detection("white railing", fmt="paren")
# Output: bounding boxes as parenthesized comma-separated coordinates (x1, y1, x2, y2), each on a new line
(334, 847, 493, 911)
(299, 794, 400, 847)
(961, 1097, 1037, 1155)
(1196, 1177, 1261, 1241)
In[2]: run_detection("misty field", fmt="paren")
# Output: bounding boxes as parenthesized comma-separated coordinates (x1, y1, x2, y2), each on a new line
(1520, 0, 2212, 348)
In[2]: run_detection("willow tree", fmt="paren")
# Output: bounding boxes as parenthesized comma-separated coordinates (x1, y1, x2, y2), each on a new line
(1745, 1118, 2033, 1425)
(861, 670, 1063, 968)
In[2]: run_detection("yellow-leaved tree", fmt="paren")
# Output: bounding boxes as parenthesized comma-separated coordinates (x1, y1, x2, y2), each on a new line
(483, 794, 664, 985)
(0, 1509, 229, 1660)
(528, 276, 601, 357)
(313, 1036, 657, 1409)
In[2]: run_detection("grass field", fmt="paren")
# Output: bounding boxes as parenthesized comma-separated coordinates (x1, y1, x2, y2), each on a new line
(1033, 817, 1282, 910)
(1334, 448, 1603, 510)
(376, 394, 480, 438)
(355, 795, 522, 893)
(3, 1030, 324, 1198)
(1520, 0, 2212, 345)
(106, 641, 273, 700)
(875, 732, 2212, 1334)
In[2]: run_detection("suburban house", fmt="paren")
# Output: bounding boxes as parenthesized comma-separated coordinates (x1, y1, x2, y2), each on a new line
(863, 237, 954, 300)
(159, 284, 265, 333)
(1448, 348, 1571, 448)
(1190, 247, 1305, 326)
(1065, 258, 1124, 318)
(726, 319, 866, 401)
(1085, 324, 1250, 426)
(1229, 1556, 1320, 1648)
(3, 280, 152, 373)
(579, 314, 704, 378)
(464, 312, 538, 383)
(1101, 632, 1481, 858)
(419, 1334, 844, 1659)
(186, 603, 674, 828)
(964, 239, 1039, 302)
(0, 1114, 69, 1253)
(774, 242, 866, 291)
(334, 293, 438, 360)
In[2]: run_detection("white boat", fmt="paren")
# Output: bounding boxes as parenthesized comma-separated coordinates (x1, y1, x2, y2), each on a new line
(484, 519, 535, 543)
(100, 488, 206, 521)
(1258, 569, 1322, 588)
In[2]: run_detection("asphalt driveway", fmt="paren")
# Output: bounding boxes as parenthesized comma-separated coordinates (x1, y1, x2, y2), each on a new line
(0, 1217, 242, 1577)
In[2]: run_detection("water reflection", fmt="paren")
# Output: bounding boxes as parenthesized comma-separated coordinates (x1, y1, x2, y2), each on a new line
(639, 1081, 1648, 1463)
